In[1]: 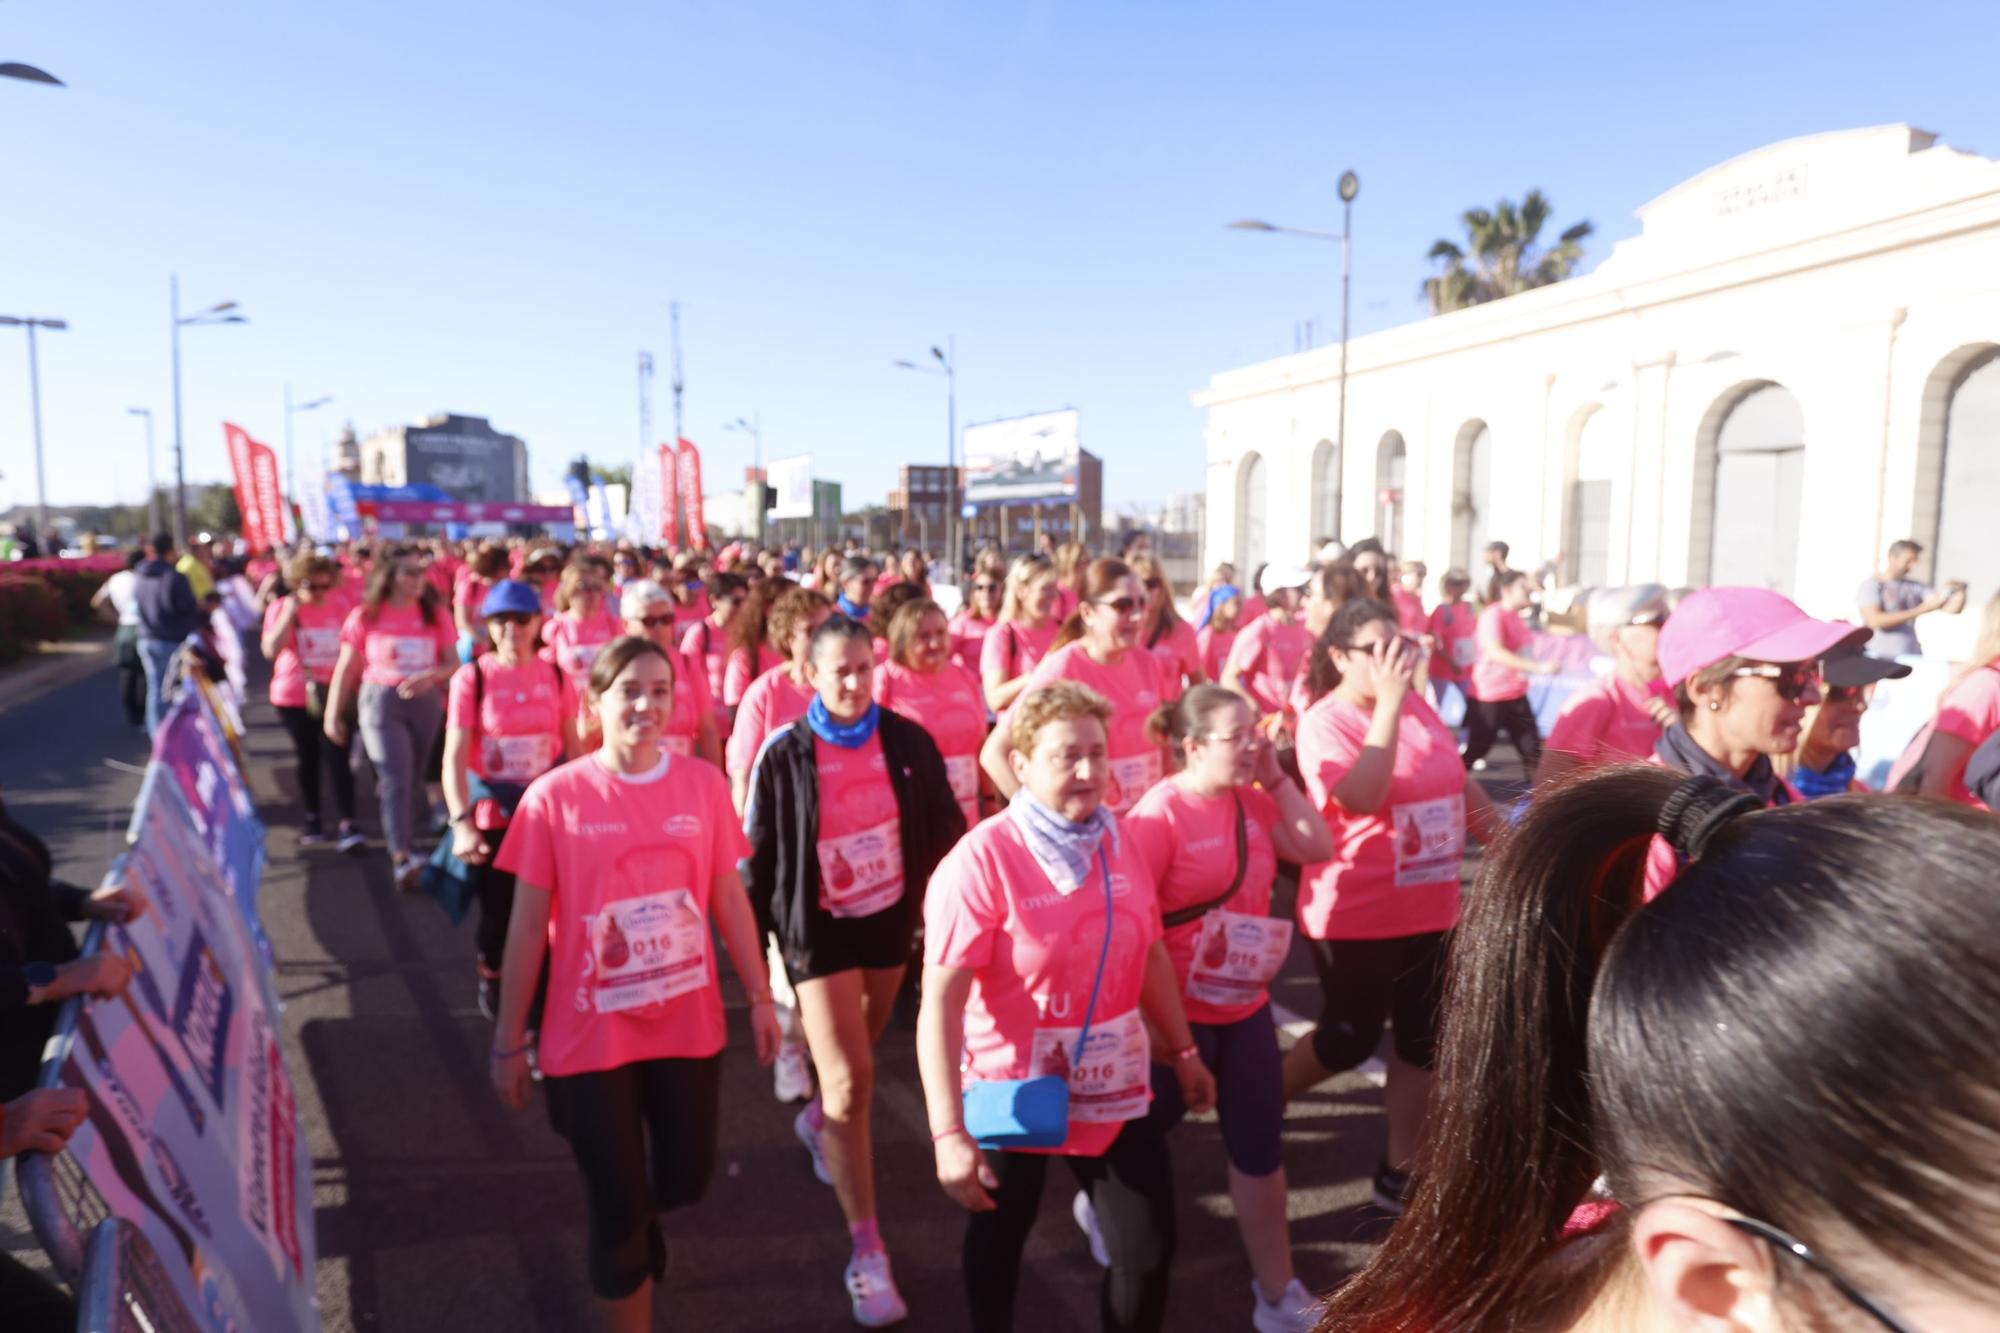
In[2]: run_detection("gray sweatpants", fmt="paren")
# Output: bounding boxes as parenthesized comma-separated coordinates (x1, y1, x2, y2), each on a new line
(358, 682, 445, 856)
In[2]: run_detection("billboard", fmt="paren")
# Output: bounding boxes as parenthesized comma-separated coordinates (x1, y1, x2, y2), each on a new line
(769, 455, 814, 519)
(963, 409, 1082, 504)
(403, 421, 520, 503)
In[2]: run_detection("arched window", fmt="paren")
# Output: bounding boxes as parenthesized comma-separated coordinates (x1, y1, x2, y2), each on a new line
(1237, 452, 1267, 574)
(1450, 421, 1492, 570)
(1568, 405, 1616, 587)
(1701, 383, 1806, 595)
(1922, 347, 2000, 600)
(1374, 433, 1406, 553)
(1309, 439, 1341, 545)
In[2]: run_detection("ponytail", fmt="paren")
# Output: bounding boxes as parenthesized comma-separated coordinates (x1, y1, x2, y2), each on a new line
(1318, 764, 1682, 1330)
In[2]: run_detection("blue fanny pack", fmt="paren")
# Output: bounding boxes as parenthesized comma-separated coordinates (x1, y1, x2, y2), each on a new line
(961, 850, 1113, 1149)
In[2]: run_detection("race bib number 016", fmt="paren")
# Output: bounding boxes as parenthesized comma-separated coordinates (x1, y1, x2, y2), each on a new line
(1187, 910, 1294, 1008)
(591, 889, 709, 1014)
(1027, 1009, 1148, 1124)
(816, 818, 905, 919)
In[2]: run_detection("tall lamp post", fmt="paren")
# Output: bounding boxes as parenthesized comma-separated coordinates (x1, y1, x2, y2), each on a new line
(893, 337, 957, 578)
(284, 385, 333, 543)
(723, 414, 763, 545)
(1228, 169, 1361, 513)
(128, 407, 159, 535)
(0, 314, 67, 550)
(170, 276, 247, 547)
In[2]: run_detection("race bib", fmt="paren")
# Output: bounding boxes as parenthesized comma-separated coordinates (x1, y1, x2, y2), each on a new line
(1103, 751, 1163, 815)
(384, 635, 437, 673)
(485, 733, 555, 782)
(296, 627, 340, 672)
(590, 890, 710, 1014)
(1451, 637, 1477, 669)
(1027, 1008, 1148, 1124)
(816, 817, 904, 918)
(1186, 910, 1294, 1008)
(664, 734, 695, 758)
(1392, 793, 1465, 886)
(565, 641, 604, 674)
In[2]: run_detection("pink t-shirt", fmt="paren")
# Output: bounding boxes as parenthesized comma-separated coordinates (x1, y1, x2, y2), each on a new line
(1125, 781, 1284, 1026)
(447, 657, 572, 783)
(1224, 614, 1313, 718)
(1296, 692, 1466, 940)
(1145, 619, 1203, 704)
(1471, 603, 1532, 702)
(727, 666, 815, 780)
(949, 611, 996, 676)
(1886, 665, 2000, 807)
(1020, 643, 1168, 815)
(543, 607, 626, 695)
(1053, 585, 1081, 626)
(494, 753, 750, 1077)
(877, 660, 988, 827)
(980, 621, 1059, 688)
(339, 602, 457, 688)
(1546, 675, 1671, 769)
(1197, 626, 1238, 686)
(813, 731, 906, 918)
(1428, 602, 1477, 682)
(680, 618, 731, 710)
(924, 815, 1163, 1156)
(265, 593, 352, 708)
(660, 647, 717, 760)
(723, 645, 774, 708)
(1392, 588, 1428, 635)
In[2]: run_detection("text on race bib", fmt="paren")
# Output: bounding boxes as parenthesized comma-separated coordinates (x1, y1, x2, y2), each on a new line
(1186, 909, 1294, 1008)
(1027, 1009, 1148, 1124)
(816, 818, 905, 919)
(589, 890, 709, 1014)
(1104, 750, 1162, 815)
(484, 734, 556, 782)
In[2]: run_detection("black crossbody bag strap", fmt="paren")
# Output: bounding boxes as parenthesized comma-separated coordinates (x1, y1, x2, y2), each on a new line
(1160, 791, 1248, 929)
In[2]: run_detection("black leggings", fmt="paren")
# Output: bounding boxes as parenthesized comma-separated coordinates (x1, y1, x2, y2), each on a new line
(274, 704, 357, 825)
(543, 1055, 722, 1300)
(1461, 695, 1542, 768)
(964, 1113, 1176, 1333)
(1305, 932, 1448, 1072)
(472, 861, 515, 973)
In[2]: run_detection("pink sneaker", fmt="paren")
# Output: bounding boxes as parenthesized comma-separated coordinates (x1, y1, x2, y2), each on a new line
(843, 1249, 908, 1327)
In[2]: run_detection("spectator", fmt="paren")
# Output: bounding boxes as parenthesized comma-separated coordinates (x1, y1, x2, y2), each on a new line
(176, 535, 220, 606)
(1887, 591, 2000, 805)
(91, 548, 147, 729)
(1857, 538, 1965, 658)
(1776, 648, 1910, 798)
(133, 532, 204, 735)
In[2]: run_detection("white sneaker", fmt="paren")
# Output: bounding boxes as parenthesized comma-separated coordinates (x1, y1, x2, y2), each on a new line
(843, 1249, 909, 1327)
(1071, 1190, 1110, 1268)
(794, 1105, 833, 1185)
(774, 1040, 815, 1103)
(1252, 1278, 1322, 1333)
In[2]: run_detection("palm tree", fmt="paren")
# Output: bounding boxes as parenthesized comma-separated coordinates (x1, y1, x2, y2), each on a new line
(1423, 190, 1593, 314)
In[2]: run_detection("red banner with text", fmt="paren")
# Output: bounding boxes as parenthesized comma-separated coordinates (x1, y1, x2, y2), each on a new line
(676, 438, 707, 550)
(660, 441, 681, 551)
(222, 423, 285, 553)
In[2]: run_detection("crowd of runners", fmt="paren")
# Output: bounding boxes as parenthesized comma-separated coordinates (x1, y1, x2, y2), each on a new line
(20, 524, 1997, 1331)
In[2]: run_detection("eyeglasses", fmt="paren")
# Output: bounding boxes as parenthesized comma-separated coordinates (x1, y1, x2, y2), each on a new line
(1730, 663, 1821, 701)
(490, 612, 534, 627)
(636, 614, 674, 629)
(1826, 682, 1874, 706)
(1093, 597, 1141, 616)
(1723, 1216, 1915, 1333)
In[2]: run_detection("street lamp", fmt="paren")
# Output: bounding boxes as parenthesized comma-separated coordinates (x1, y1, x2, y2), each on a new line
(1228, 169, 1361, 505)
(170, 276, 248, 547)
(0, 314, 68, 550)
(722, 414, 763, 544)
(0, 62, 63, 86)
(128, 407, 159, 536)
(284, 385, 333, 543)
(893, 337, 957, 578)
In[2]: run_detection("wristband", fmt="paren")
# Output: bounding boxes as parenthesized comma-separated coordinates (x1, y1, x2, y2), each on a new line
(1173, 1044, 1201, 1064)
(490, 1040, 533, 1061)
(748, 990, 775, 1006)
(931, 1125, 970, 1143)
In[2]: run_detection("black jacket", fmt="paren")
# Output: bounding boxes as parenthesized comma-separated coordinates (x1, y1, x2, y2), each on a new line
(745, 709, 966, 948)
(135, 558, 203, 643)
(0, 804, 88, 1100)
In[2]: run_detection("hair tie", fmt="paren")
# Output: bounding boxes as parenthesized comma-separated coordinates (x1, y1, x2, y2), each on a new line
(1656, 776, 1761, 862)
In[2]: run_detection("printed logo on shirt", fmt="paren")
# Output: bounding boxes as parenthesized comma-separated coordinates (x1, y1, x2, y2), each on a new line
(577, 821, 628, 836)
(665, 814, 703, 838)
(1182, 834, 1225, 856)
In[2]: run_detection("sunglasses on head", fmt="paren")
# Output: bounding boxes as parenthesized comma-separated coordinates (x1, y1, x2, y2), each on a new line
(1730, 662, 1821, 701)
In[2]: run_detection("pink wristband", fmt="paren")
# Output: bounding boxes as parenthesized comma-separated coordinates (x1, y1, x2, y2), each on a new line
(931, 1125, 970, 1143)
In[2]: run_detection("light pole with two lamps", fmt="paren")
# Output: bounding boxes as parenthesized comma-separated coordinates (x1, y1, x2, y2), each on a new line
(0, 314, 67, 550)
(1229, 169, 1361, 495)
(893, 338, 957, 579)
(170, 276, 247, 547)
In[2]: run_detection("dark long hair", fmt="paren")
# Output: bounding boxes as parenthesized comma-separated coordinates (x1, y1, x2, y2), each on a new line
(362, 546, 442, 626)
(1318, 768, 2000, 1330)
(1051, 557, 1134, 652)
(1302, 596, 1397, 706)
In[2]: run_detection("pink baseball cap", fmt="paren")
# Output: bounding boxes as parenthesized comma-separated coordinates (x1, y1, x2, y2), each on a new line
(1657, 587, 1867, 688)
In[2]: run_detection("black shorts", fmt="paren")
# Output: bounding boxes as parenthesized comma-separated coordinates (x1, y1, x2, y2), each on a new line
(775, 894, 917, 983)
(1304, 931, 1449, 1073)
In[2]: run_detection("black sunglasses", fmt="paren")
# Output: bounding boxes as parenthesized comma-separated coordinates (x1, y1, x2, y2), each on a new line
(1723, 1216, 1915, 1333)
(1730, 663, 1821, 702)
(1094, 596, 1141, 616)
(635, 613, 674, 629)
(489, 612, 534, 627)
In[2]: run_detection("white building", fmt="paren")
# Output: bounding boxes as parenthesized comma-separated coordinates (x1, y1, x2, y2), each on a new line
(1195, 125, 2000, 640)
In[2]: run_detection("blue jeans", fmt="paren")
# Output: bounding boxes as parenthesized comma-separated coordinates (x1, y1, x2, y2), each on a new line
(138, 637, 180, 736)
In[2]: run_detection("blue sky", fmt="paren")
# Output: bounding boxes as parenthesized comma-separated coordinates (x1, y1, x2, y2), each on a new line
(2, 1, 1996, 519)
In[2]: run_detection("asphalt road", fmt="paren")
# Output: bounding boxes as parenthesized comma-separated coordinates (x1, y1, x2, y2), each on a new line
(1, 652, 1528, 1332)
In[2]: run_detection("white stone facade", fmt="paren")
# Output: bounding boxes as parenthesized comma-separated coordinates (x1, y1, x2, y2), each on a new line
(1195, 125, 2000, 641)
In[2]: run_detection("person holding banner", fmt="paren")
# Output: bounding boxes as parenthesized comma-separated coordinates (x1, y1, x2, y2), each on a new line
(490, 636, 779, 1333)
(325, 549, 459, 892)
(620, 581, 723, 767)
(444, 579, 578, 1020)
(262, 553, 364, 853)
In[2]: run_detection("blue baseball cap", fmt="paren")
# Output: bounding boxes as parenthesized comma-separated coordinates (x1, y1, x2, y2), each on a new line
(481, 579, 542, 618)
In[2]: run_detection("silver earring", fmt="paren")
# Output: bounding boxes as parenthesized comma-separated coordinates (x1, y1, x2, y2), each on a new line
(1707, 700, 1721, 711)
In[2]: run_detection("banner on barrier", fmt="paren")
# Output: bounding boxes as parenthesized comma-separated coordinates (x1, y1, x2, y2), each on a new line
(76, 1218, 206, 1333)
(145, 694, 268, 956)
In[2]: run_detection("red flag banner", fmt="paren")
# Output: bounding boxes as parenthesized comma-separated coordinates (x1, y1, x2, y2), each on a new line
(223, 423, 278, 553)
(660, 441, 681, 551)
(250, 441, 285, 552)
(677, 438, 707, 550)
